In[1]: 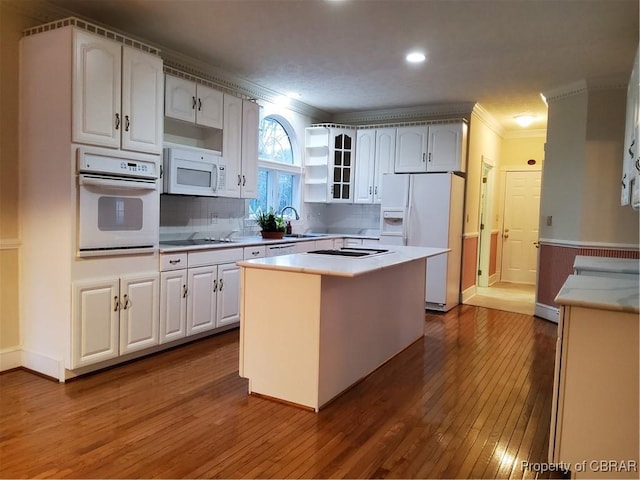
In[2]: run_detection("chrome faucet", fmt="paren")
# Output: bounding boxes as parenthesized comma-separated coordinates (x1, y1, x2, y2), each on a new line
(280, 206, 300, 220)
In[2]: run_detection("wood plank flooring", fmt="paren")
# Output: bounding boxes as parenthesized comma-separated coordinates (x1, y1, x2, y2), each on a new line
(0, 305, 559, 479)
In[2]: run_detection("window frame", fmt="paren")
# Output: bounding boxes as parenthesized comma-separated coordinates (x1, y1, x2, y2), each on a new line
(249, 116, 303, 221)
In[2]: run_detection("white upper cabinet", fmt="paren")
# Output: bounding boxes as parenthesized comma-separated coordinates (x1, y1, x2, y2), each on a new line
(374, 128, 396, 202)
(394, 122, 467, 173)
(219, 94, 259, 199)
(240, 100, 259, 198)
(164, 75, 223, 129)
(354, 129, 376, 203)
(354, 128, 395, 204)
(121, 47, 164, 153)
(73, 30, 122, 149)
(395, 126, 429, 173)
(73, 29, 163, 154)
(427, 123, 467, 173)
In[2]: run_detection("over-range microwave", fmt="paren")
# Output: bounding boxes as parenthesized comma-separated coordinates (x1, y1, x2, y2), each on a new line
(163, 145, 222, 196)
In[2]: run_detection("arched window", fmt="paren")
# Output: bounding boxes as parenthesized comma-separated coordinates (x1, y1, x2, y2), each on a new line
(249, 116, 301, 218)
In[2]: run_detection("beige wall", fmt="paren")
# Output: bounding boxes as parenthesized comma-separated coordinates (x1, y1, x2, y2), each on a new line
(541, 86, 639, 245)
(540, 91, 589, 242)
(466, 111, 502, 235)
(501, 135, 545, 169)
(0, 3, 43, 351)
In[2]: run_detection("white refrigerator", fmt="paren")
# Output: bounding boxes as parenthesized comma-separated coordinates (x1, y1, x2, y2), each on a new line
(379, 173, 465, 311)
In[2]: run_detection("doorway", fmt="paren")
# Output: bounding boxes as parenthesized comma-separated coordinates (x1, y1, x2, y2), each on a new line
(501, 170, 541, 284)
(466, 169, 541, 315)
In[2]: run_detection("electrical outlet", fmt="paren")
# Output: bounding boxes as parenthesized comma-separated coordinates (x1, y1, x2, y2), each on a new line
(546, 215, 552, 226)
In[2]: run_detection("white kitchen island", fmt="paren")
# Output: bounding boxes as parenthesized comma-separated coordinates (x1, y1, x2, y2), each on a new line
(237, 245, 448, 411)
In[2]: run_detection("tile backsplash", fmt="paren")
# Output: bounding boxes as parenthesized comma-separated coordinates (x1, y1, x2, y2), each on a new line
(160, 196, 382, 240)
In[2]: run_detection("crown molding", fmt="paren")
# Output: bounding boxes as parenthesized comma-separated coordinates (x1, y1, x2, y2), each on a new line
(470, 104, 505, 137)
(543, 76, 627, 102)
(331, 102, 476, 125)
(11, 0, 329, 121)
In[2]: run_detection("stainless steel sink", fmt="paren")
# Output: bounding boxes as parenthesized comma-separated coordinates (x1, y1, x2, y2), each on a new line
(308, 247, 389, 258)
(160, 239, 235, 246)
(284, 233, 328, 238)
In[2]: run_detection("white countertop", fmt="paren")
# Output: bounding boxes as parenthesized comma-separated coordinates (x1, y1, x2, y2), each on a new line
(555, 274, 639, 314)
(573, 255, 639, 274)
(236, 245, 449, 278)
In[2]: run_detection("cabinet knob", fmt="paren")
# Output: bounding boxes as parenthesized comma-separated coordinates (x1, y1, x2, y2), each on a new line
(192, 96, 197, 110)
(198, 98, 202, 111)
(115, 113, 120, 131)
(428, 152, 432, 162)
(422, 152, 426, 162)
(213, 279, 218, 292)
(182, 285, 188, 298)
(124, 115, 130, 132)
(237, 174, 242, 186)
(219, 279, 224, 292)
(113, 296, 119, 312)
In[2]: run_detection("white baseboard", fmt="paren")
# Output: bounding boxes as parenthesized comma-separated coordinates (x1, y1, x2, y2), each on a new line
(489, 273, 500, 285)
(21, 349, 63, 381)
(0, 347, 22, 372)
(535, 302, 559, 323)
(461, 285, 477, 303)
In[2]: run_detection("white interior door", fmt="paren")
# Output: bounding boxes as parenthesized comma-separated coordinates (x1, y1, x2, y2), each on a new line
(501, 171, 541, 284)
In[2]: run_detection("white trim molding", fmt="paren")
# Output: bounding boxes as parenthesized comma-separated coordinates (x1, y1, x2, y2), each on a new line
(332, 102, 475, 125)
(538, 238, 640, 250)
(463, 232, 480, 239)
(535, 303, 559, 323)
(0, 347, 22, 372)
(461, 285, 477, 303)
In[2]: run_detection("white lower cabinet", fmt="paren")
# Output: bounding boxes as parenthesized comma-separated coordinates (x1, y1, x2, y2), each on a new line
(159, 248, 242, 343)
(72, 272, 159, 369)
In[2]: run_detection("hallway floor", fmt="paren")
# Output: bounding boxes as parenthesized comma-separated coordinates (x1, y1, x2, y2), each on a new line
(465, 282, 536, 316)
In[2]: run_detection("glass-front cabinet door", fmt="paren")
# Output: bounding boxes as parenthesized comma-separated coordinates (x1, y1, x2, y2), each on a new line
(330, 128, 355, 202)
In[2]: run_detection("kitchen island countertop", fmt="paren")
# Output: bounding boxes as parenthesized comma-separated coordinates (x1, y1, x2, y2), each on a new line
(236, 245, 449, 278)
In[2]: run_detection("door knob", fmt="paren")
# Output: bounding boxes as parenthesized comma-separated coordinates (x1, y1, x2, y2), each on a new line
(533, 241, 540, 249)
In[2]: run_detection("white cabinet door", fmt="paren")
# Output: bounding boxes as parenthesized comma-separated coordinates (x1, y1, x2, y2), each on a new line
(354, 129, 376, 203)
(164, 75, 196, 123)
(121, 47, 164, 154)
(373, 128, 396, 203)
(72, 278, 119, 368)
(160, 270, 187, 344)
(395, 126, 428, 173)
(73, 30, 121, 148)
(329, 128, 356, 202)
(427, 123, 466, 173)
(221, 94, 243, 197)
(196, 84, 224, 129)
(216, 262, 241, 327)
(240, 100, 259, 198)
(187, 265, 217, 335)
(119, 273, 159, 355)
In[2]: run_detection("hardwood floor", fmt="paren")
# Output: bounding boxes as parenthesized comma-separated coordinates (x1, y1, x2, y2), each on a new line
(0, 305, 558, 479)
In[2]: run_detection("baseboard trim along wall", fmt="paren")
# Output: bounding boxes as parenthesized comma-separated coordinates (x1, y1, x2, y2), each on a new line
(461, 285, 476, 303)
(0, 347, 22, 372)
(535, 302, 559, 323)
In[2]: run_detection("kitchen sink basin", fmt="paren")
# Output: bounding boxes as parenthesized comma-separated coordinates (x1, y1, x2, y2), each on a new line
(160, 239, 235, 246)
(308, 247, 389, 258)
(284, 233, 328, 238)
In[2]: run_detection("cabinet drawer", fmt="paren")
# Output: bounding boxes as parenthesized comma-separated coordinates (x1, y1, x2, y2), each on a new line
(188, 247, 243, 267)
(243, 245, 266, 259)
(160, 253, 188, 271)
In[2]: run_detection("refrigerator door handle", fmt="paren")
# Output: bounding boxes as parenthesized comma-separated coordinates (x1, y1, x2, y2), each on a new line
(404, 205, 411, 244)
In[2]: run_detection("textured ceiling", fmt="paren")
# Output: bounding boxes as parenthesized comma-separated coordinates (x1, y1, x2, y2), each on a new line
(44, 0, 639, 132)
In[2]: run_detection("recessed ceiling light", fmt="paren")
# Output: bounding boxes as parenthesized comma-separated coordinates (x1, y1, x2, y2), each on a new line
(406, 51, 426, 64)
(514, 114, 535, 127)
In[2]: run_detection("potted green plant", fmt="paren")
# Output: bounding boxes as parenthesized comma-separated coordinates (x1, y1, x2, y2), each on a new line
(255, 208, 286, 239)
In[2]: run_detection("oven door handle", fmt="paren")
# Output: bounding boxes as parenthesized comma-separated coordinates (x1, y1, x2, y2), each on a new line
(79, 174, 157, 191)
